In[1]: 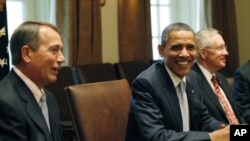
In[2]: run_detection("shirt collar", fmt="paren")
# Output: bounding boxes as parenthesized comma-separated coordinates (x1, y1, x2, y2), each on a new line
(13, 67, 43, 103)
(197, 63, 216, 87)
(164, 65, 186, 89)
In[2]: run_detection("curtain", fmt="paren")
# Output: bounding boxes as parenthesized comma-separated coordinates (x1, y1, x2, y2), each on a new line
(211, 0, 239, 71)
(118, 0, 152, 61)
(56, 0, 102, 66)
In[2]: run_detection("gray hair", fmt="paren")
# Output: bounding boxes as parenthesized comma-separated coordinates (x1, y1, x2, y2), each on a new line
(195, 28, 220, 59)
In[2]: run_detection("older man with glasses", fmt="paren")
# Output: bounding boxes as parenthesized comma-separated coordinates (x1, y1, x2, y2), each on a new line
(192, 28, 246, 125)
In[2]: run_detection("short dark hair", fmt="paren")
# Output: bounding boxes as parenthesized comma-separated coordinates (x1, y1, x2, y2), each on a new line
(10, 21, 60, 65)
(161, 22, 195, 47)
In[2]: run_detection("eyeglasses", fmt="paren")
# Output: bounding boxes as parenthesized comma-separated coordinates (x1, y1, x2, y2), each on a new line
(205, 45, 227, 51)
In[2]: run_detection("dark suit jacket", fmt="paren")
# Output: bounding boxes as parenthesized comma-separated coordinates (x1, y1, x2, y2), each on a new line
(126, 60, 224, 141)
(0, 70, 62, 141)
(192, 62, 245, 124)
(233, 60, 250, 123)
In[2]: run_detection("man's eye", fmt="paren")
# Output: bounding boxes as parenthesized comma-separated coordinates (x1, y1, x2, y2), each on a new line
(187, 45, 195, 50)
(49, 47, 60, 54)
(170, 45, 182, 50)
(52, 48, 58, 53)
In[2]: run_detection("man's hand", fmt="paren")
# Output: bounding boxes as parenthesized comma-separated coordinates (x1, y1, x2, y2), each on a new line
(209, 125, 230, 141)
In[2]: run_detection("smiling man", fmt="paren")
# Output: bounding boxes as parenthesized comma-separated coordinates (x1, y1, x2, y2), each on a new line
(192, 28, 245, 125)
(0, 21, 65, 141)
(126, 22, 230, 141)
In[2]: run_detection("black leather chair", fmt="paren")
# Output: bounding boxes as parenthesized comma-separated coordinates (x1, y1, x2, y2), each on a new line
(72, 63, 118, 84)
(114, 60, 151, 86)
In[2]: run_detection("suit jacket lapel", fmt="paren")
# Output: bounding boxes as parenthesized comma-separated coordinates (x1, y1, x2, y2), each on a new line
(45, 90, 61, 140)
(157, 62, 183, 130)
(192, 64, 225, 112)
(25, 97, 51, 137)
(185, 78, 195, 127)
(10, 70, 52, 140)
(200, 77, 225, 112)
(216, 73, 241, 118)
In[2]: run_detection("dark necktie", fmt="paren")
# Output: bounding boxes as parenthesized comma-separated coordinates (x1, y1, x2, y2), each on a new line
(211, 75, 239, 124)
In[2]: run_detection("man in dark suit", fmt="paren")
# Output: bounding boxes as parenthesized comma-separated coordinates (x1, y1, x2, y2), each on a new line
(233, 60, 250, 123)
(0, 21, 65, 141)
(192, 28, 245, 124)
(126, 23, 230, 141)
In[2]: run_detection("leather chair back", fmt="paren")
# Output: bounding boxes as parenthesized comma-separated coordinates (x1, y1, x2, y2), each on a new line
(72, 63, 118, 84)
(65, 79, 131, 141)
(114, 60, 151, 86)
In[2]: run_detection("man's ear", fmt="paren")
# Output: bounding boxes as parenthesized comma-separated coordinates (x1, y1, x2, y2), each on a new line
(199, 48, 207, 59)
(21, 45, 32, 63)
(158, 44, 164, 57)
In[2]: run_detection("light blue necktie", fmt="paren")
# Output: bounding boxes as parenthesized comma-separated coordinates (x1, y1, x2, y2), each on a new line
(178, 81, 189, 131)
(40, 92, 50, 131)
